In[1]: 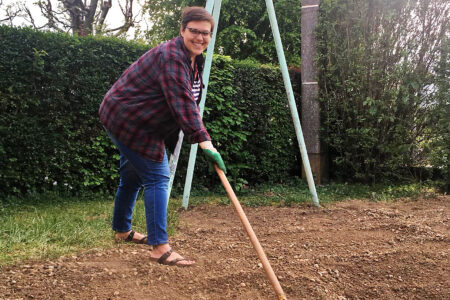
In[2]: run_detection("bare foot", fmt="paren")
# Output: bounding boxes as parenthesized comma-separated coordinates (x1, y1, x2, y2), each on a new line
(150, 243, 195, 266)
(115, 230, 148, 244)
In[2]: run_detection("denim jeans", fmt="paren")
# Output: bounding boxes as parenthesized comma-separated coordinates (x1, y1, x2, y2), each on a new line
(107, 131, 170, 246)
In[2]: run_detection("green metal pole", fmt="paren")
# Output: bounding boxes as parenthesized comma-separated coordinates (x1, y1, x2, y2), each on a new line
(264, 0, 320, 206)
(167, 131, 183, 203)
(205, 0, 214, 12)
(182, 0, 222, 209)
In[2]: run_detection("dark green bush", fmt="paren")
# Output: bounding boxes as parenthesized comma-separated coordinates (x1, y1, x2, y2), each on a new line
(0, 26, 301, 197)
(316, 0, 449, 183)
(428, 36, 450, 192)
(0, 26, 151, 196)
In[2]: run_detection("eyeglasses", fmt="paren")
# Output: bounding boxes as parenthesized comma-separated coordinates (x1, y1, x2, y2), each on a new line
(186, 27, 213, 38)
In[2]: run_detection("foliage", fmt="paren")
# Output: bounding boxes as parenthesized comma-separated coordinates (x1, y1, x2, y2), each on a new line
(206, 57, 301, 189)
(201, 55, 253, 189)
(0, 26, 148, 196)
(230, 60, 302, 184)
(169, 58, 301, 193)
(316, 0, 449, 183)
(142, 0, 301, 65)
(428, 34, 450, 192)
(0, 26, 301, 197)
(0, 0, 137, 37)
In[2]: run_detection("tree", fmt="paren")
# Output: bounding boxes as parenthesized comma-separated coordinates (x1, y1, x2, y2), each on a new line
(142, 0, 301, 65)
(0, 0, 141, 37)
(428, 34, 450, 191)
(316, 0, 449, 182)
(0, 1, 26, 24)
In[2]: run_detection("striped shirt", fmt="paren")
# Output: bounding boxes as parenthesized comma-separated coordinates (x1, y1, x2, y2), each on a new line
(192, 77, 201, 102)
(99, 36, 210, 162)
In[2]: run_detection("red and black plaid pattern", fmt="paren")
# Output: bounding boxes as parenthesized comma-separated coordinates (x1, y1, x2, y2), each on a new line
(99, 36, 210, 162)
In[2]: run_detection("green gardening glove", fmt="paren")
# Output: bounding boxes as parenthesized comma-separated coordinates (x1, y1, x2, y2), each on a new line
(202, 149, 227, 174)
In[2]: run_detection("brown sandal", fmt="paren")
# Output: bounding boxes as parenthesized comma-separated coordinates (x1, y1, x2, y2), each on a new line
(150, 249, 194, 267)
(115, 230, 148, 244)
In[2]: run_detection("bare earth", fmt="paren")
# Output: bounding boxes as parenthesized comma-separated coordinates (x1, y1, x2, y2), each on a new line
(1, 195, 449, 300)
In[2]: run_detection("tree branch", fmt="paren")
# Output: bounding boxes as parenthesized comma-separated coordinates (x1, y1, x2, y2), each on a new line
(98, 0, 111, 28)
(113, 0, 134, 36)
(62, 0, 87, 35)
(0, 3, 23, 25)
(83, 0, 98, 34)
(23, 5, 38, 28)
(36, 0, 68, 32)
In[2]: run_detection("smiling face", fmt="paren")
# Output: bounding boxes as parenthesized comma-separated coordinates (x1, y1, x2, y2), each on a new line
(180, 20, 212, 62)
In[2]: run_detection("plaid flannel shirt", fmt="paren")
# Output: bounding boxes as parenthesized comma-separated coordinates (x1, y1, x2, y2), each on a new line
(99, 36, 211, 162)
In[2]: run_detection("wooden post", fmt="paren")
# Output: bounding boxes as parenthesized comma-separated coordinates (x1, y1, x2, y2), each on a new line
(301, 0, 328, 184)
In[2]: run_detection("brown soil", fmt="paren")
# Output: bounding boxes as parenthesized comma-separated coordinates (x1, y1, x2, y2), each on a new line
(1, 196, 449, 300)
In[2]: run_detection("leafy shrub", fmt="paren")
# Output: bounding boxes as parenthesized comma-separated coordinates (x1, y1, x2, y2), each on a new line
(427, 36, 450, 192)
(0, 26, 302, 197)
(316, 0, 449, 183)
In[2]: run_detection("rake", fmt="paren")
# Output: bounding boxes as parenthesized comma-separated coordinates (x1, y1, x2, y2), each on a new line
(214, 165, 287, 300)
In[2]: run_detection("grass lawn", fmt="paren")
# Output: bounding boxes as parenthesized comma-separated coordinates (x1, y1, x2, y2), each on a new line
(0, 180, 440, 266)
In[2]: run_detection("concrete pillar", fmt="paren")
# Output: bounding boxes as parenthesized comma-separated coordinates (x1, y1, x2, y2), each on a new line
(301, 0, 328, 184)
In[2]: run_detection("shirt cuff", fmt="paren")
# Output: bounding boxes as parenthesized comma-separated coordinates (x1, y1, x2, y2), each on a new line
(186, 129, 211, 144)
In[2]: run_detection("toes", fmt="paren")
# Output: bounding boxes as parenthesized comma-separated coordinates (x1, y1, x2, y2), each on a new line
(151, 251, 194, 266)
(179, 260, 195, 266)
(169, 252, 194, 265)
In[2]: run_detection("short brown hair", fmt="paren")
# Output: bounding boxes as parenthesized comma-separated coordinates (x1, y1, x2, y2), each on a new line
(181, 7, 214, 31)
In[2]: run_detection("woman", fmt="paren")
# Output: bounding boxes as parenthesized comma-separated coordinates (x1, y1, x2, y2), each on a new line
(99, 6, 226, 267)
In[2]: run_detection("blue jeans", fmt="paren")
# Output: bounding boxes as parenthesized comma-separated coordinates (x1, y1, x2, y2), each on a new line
(107, 131, 169, 246)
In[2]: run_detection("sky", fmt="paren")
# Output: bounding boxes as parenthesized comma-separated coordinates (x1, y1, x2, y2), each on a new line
(0, 0, 148, 38)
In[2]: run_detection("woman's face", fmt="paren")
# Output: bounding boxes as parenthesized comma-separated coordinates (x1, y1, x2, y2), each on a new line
(180, 20, 212, 61)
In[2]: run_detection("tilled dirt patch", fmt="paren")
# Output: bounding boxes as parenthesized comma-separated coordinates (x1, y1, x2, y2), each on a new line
(1, 196, 449, 299)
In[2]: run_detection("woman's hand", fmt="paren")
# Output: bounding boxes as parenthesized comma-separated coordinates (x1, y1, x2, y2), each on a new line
(199, 140, 215, 151)
(199, 141, 226, 173)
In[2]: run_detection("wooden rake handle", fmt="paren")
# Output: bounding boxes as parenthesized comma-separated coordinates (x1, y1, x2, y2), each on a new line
(214, 165, 287, 300)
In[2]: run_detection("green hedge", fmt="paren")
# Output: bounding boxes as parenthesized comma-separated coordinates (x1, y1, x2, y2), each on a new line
(0, 26, 301, 197)
(316, 0, 449, 187)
